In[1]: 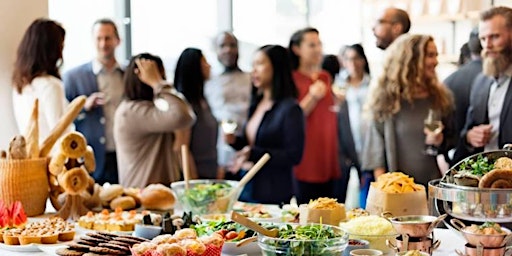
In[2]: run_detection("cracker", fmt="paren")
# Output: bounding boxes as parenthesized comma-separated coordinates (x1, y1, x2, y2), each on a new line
(56, 248, 85, 256)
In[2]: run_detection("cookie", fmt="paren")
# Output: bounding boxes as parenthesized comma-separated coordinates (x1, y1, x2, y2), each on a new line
(116, 234, 148, 243)
(108, 240, 131, 248)
(86, 232, 113, 241)
(81, 236, 109, 244)
(96, 231, 119, 238)
(56, 248, 85, 256)
(68, 242, 92, 252)
(89, 246, 125, 255)
(99, 242, 130, 252)
(77, 239, 97, 247)
(113, 236, 146, 245)
(82, 253, 104, 256)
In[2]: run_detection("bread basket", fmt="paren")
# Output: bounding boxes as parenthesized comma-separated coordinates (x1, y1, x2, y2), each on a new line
(0, 158, 49, 216)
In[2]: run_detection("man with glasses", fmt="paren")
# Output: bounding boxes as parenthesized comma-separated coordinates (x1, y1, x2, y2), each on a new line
(372, 7, 411, 50)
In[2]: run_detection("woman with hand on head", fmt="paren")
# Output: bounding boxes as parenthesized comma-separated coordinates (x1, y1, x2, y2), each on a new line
(362, 34, 454, 188)
(114, 53, 196, 188)
(224, 45, 305, 205)
(288, 27, 340, 204)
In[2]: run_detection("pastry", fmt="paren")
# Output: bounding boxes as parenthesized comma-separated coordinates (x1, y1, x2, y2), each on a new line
(40, 95, 86, 157)
(58, 167, 89, 195)
(60, 132, 87, 159)
(479, 169, 512, 188)
(83, 146, 96, 172)
(50, 153, 68, 176)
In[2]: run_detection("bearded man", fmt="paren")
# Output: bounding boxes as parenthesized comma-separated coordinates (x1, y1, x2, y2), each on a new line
(452, 6, 512, 163)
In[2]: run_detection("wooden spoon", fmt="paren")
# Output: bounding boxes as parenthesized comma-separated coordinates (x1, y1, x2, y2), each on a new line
(214, 153, 271, 211)
(181, 144, 190, 190)
(231, 211, 278, 237)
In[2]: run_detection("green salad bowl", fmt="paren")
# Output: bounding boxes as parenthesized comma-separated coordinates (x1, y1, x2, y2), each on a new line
(171, 179, 242, 215)
(258, 223, 349, 256)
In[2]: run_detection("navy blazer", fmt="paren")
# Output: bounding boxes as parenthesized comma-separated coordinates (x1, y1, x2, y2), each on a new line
(452, 73, 512, 164)
(63, 62, 119, 181)
(231, 97, 305, 204)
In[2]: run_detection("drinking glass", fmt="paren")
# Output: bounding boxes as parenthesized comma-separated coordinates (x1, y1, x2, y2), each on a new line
(423, 109, 443, 156)
(221, 119, 238, 134)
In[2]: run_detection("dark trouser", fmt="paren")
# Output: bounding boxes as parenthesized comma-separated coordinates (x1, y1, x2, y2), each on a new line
(95, 152, 119, 185)
(359, 171, 374, 208)
(333, 165, 352, 203)
(294, 179, 335, 205)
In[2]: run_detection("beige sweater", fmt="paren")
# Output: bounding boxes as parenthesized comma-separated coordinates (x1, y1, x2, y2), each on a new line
(114, 86, 195, 188)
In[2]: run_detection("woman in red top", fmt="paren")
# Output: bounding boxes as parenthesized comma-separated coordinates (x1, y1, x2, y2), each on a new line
(288, 27, 340, 204)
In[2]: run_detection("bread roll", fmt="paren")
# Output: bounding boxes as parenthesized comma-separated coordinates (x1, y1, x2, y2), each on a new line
(140, 184, 176, 210)
(99, 184, 124, 202)
(110, 196, 137, 210)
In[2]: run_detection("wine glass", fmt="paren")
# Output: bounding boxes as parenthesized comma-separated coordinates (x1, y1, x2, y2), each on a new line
(329, 83, 346, 113)
(423, 109, 443, 156)
(221, 119, 238, 134)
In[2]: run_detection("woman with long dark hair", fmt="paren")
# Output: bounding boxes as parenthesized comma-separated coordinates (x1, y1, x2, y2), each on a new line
(12, 18, 71, 146)
(114, 53, 195, 188)
(173, 48, 219, 179)
(288, 27, 340, 203)
(225, 45, 305, 204)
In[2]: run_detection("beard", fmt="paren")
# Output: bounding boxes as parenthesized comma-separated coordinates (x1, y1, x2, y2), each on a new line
(482, 46, 512, 77)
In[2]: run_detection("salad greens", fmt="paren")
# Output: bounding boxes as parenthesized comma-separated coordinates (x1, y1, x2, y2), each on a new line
(261, 224, 347, 256)
(192, 219, 257, 241)
(182, 183, 232, 214)
(458, 155, 495, 176)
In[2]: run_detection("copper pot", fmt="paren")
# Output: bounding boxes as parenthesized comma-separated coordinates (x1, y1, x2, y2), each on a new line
(383, 213, 446, 238)
(451, 219, 512, 248)
(461, 243, 509, 256)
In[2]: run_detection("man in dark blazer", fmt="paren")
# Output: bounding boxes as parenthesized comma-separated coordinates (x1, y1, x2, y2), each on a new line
(452, 7, 512, 163)
(444, 28, 482, 166)
(63, 18, 124, 184)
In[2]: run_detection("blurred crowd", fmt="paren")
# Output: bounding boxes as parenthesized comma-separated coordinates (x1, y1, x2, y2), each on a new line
(11, 5, 512, 207)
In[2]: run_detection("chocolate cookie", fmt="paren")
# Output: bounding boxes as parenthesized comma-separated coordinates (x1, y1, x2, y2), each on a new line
(68, 242, 92, 252)
(76, 239, 97, 247)
(86, 232, 113, 241)
(98, 242, 130, 252)
(113, 236, 144, 245)
(89, 246, 125, 255)
(81, 236, 109, 244)
(96, 231, 119, 238)
(56, 248, 85, 256)
(108, 240, 132, 248)
(116, 234, 148, 243)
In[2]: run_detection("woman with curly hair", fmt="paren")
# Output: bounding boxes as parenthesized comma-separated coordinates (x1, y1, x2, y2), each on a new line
(361, 34, 455, 187)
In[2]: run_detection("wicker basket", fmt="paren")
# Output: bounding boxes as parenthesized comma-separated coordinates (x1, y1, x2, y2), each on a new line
(0, 158, 49, 216)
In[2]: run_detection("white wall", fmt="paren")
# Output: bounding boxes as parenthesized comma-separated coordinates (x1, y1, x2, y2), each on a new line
(0, 0, 48, 149)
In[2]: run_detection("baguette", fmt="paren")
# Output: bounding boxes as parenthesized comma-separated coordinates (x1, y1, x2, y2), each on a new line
(39, 95, 86, 157)
(24, 99, 39, 158)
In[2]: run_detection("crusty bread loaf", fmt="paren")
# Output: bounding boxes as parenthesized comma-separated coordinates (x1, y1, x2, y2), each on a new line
(140, 183, 176, 210)
(39, 95, 86, 157)
(24, 99, 39, 158)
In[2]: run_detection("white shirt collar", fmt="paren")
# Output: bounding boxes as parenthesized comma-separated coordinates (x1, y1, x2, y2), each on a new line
(92, 59, 121, 75)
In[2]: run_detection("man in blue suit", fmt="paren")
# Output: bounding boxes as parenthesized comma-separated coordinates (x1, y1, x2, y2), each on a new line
(63, 18, 123, 184)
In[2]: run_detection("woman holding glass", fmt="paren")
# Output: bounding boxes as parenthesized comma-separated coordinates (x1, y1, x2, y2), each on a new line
(362, 34, 454, 187)
(225, 45, 305, 204)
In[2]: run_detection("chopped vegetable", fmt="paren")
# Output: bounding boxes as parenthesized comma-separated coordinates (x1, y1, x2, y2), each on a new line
(458, 155, 495, 176)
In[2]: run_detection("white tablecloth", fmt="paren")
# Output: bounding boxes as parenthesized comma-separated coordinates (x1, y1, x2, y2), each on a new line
(0, 228, 467, 256)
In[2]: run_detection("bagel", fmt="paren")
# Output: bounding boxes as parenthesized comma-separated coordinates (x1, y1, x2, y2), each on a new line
(83, 146, 96, 172)
(60, 132, 87, 159)
(58, 167, 89, 195)
(478, 169, 512, 188)
(49, 153, 68, 176)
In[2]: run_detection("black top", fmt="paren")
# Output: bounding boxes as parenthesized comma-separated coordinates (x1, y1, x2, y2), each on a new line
(231, 97, 305, 204)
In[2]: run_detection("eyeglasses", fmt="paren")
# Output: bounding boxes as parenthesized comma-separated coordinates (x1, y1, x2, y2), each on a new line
(375, 19, 395, 25)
